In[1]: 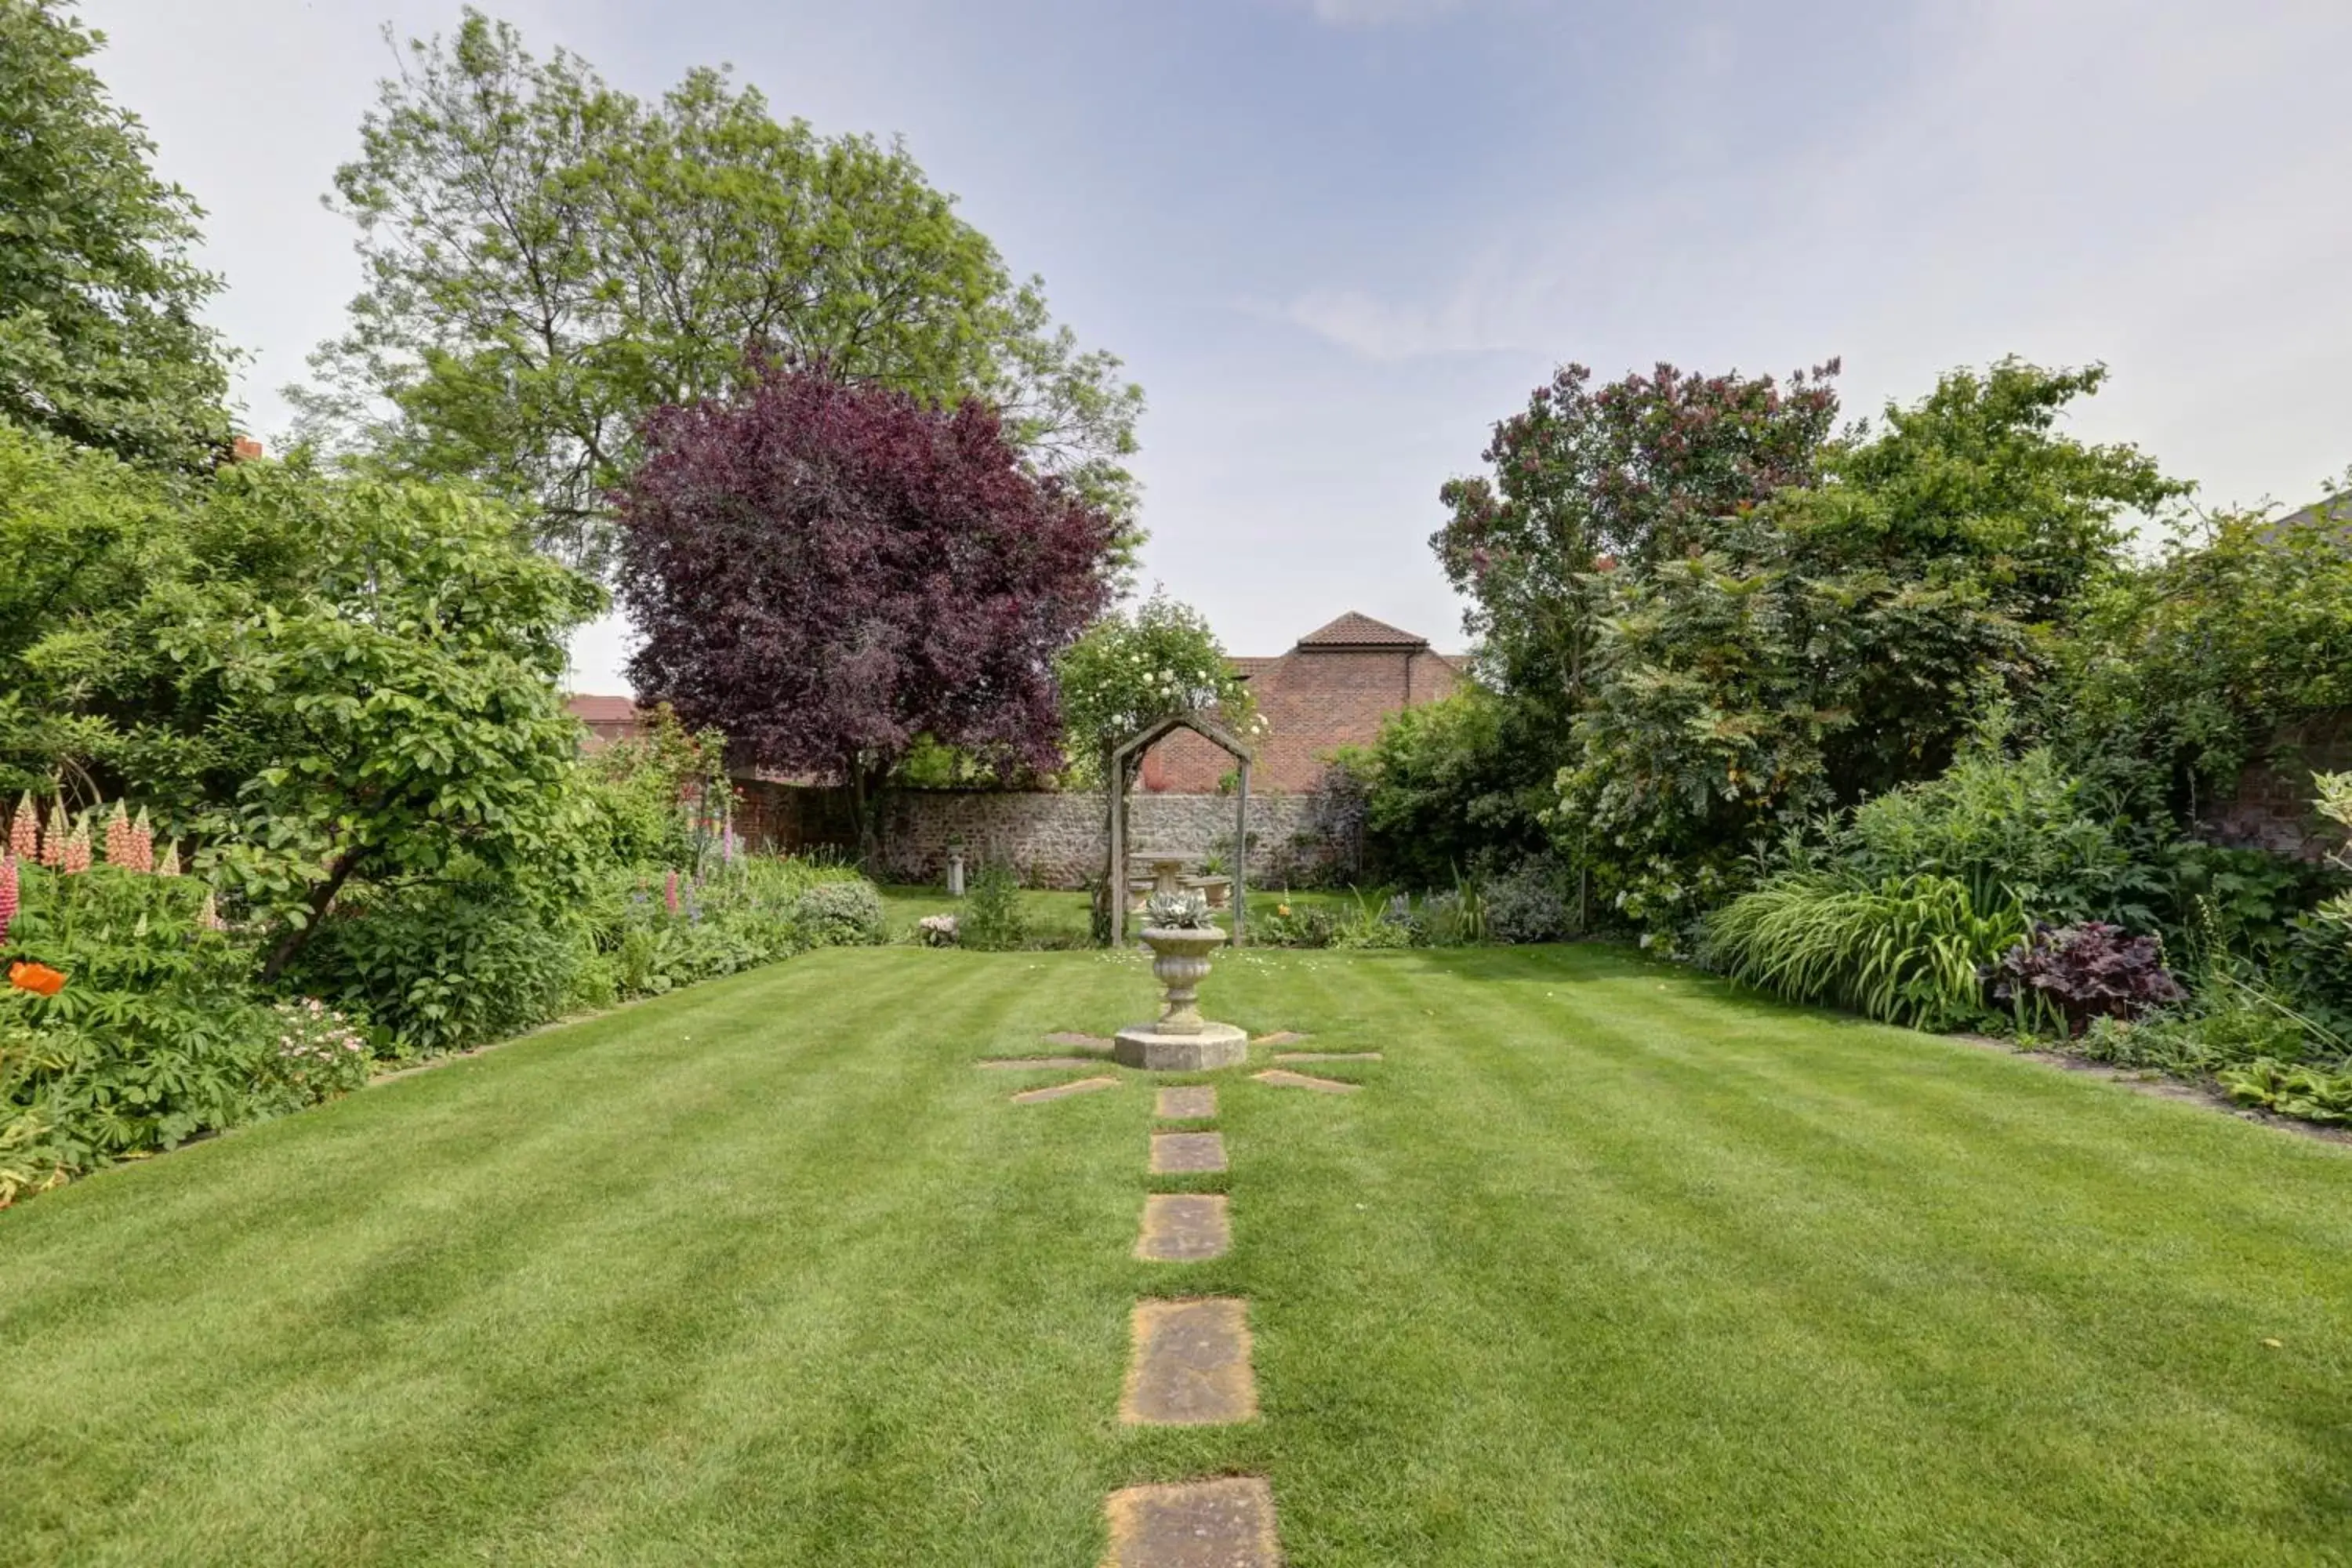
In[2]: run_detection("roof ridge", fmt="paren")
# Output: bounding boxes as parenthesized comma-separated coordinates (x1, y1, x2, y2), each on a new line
(1294, 610, 1428, 648)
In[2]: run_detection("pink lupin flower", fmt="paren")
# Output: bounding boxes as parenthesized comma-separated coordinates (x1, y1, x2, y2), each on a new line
(0, 858, 16, 946)
(130, 808, 154, 873)
(663, 868, 681, 915)
(157, 840, 181, 877)
(8, 795, 36, 862)
(197, 890, 225, 932)
(103, 801, 132, 867)
(38, 804, 67, 869)
(62, 818, 92, 876)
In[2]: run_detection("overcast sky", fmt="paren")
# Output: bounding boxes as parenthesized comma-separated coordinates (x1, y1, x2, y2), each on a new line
(79, 0, 2352, 691)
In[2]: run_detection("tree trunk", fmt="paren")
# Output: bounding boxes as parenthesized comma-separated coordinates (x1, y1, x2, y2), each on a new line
(260, 846, 368, 982)
(848, 756, 893, 873)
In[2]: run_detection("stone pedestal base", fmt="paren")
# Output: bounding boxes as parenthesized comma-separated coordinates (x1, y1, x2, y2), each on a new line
(1114, 1021, 1248, 1072)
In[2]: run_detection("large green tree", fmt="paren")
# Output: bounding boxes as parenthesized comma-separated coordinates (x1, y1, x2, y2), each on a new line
(294, 9, 1144, 573)
(1432, 359, 1843, 729)
(0, 421, 604, 976)
(0, 0, 232, 468)
(1561, 360, 2185, 935)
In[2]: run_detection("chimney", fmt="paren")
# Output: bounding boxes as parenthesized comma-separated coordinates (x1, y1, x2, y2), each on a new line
(230, 436, 265, 461)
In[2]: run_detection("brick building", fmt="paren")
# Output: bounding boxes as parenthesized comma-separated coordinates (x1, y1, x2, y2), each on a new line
(1139, 612, 1461, 793)
(564, 694, 646, 753)
(563, 610, 1461, 883)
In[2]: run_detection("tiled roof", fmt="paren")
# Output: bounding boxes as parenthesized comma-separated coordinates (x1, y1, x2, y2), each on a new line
(1294, 612, 1428, 649)
(565, 694, 640, 724)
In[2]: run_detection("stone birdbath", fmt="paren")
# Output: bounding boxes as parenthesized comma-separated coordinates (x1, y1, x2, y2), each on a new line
(1115, 890, 1249, 1071)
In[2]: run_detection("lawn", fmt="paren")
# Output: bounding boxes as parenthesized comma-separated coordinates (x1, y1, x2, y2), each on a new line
(2, 944, 2347, 1565)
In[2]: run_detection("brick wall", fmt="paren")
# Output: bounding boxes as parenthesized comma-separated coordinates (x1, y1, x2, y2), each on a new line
(2201, 712, 2352, 862)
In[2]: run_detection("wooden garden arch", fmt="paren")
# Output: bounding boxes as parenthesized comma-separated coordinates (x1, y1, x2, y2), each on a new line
(1105, 713, 1253, 949)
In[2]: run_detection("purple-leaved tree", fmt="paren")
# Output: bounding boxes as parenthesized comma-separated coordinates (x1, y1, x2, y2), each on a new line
(615, 361, 1118, 854)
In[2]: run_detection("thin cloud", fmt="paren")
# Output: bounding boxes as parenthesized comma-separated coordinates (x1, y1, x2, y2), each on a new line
(1293, 0, 1472, 28)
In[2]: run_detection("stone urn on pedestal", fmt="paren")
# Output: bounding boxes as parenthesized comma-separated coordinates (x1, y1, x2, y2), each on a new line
(1115, 891, 1250, 1071)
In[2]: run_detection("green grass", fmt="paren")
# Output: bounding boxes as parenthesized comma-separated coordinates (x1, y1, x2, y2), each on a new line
(3, 945, 2348, 1565)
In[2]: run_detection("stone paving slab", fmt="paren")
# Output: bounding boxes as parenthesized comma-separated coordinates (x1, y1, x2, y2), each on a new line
(1103, 1476, 1279, 1567)
(1252, 1031, 1311, 1046)
(1253, 1069, 1361, 1094)
(1149, 1131, 1228, 1174)
(1011, 1076, 1120, 1105)
(1273, 1051, 1382, 1064)
(1135, 1193, 1230, 1261)
(975, 1057, 1102, 1071)
(1121, 1298, 1256, 1425)
(1155, 1086, 1218, 1120)
(1042, 1031, 1115, 1053)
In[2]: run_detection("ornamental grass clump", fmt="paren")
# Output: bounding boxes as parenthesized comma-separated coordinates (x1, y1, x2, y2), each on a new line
(1702, 873, 2026, 1032)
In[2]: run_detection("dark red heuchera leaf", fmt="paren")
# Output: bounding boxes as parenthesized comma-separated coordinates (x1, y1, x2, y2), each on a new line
(1987, 922, 2186, 1036)
(615, 361, 1116, 792)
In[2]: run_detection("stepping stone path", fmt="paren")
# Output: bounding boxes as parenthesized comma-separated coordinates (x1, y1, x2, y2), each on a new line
(1010, 1076, 1118, 1105)
(1121, 1298, 1257, 1425)
(1154, 1085, 1217, 1120)
(1253, 1069, 1361, 1095)
(1018, 1020, 1381, 1559)
(1149, 1131, 1228, 1174)
(975, 1057, 1101, 1071)
(1135, 1193, 1230, 1261)
(1104, 1478, 1279, 1568)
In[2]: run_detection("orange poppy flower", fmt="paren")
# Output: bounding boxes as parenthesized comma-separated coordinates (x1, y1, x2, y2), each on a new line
(8, 960, 65, 996)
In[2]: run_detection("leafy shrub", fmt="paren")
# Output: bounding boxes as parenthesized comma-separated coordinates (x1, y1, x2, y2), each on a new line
(2216, 1058, 2352, 1124)
(959, 862, 1029, 951)
(1987, 922, 2185, 1038)
(1421, 885, 1488, 947)
(1352, 685, 1557, 887)
(2078, 1001, 2304, 1076)
(792, 877, 886, 946)
(1703, 873, 2025, 1032)
(288, 877, 579, 1056)
(1813, 749, 2157, 927)
(1483, 858, 1576, 945)
(1254, 900, 1336, 949)
(916, 913, 958, 948)
(1331, 893, 1422, 949)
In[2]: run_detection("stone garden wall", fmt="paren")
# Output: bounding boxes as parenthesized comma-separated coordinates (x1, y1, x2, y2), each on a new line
(733, 779, 1357, 888)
